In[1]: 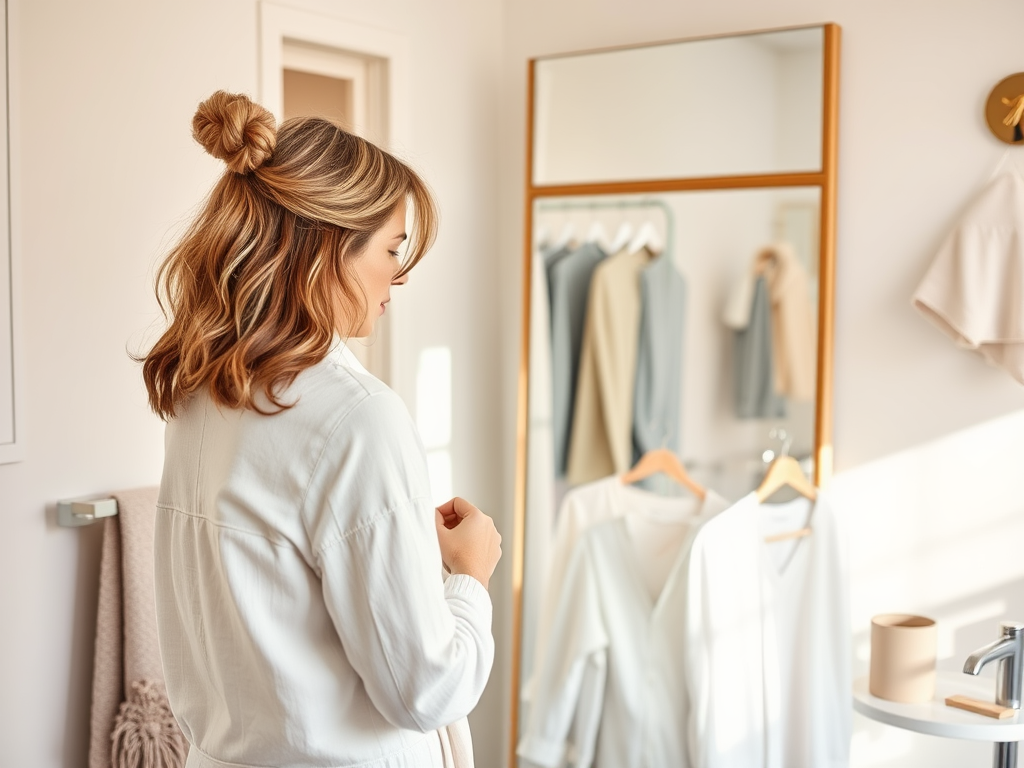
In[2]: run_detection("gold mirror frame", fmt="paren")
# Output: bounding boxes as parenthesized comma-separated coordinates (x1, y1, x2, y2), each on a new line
(508, 23, 840, 766)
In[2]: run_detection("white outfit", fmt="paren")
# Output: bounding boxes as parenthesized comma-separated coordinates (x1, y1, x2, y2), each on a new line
(523, 477, 728, 706)
(520, 478, 728, 768)
(683, 491, 850, 768)
(912, 164, 1024, 384)
(155, 343, 493, 768)
(519, 511, 712, 768)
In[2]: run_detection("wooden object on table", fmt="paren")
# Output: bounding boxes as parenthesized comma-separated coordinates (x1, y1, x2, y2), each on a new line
(946, 695, 1016, 720)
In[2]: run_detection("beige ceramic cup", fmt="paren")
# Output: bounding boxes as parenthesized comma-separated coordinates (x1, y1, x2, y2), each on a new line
(869, 614, 938, 703)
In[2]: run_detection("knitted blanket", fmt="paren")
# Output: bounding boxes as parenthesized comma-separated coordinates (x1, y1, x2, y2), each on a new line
(88, 486, 186, 768)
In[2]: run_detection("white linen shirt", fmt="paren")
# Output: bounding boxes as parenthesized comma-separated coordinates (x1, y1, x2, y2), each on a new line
(154, 342, 494, 768)
(683, 491, 851, 768)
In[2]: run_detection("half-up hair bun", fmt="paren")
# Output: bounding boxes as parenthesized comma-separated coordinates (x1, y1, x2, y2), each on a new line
(192, 90, 277, 174)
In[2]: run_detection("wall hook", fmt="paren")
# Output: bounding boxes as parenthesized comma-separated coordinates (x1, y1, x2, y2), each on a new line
(986, 73, 1024, 144)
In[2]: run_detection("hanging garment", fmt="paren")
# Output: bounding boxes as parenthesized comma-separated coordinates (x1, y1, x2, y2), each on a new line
(633, 253, 687, 461)
(732, 276, 787, 419)
(519, 508, 717, 768)
(543, 242, 573, 325)
(566, 246, 651, 485)
(521, 245, 560, 710)
(724, 243, 816, 406)
(912, 165, 1024, 383)
(683, 491, 851, 768)
(757, 244, 816, 401)
(549, 242, 608, 475)
(523, 476, 728, 708)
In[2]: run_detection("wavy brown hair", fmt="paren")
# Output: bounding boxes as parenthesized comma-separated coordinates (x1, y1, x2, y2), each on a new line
(141, 91, 438, 419)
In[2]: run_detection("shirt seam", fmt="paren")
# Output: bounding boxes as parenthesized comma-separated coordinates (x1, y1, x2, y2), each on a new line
(315, 493, 434, 557)
(156, 504, 297, 550)
(193, 398, 209, 514)
(298, 388, 396, 536)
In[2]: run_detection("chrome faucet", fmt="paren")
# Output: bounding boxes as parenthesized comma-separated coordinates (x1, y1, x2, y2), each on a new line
(963, 621, 1024, 768)
(964, 621, 1024, 709)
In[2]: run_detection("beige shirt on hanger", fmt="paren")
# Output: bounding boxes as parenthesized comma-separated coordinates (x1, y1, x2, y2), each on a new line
(756, 243, 816, 401)
(566, 247, 650, 486)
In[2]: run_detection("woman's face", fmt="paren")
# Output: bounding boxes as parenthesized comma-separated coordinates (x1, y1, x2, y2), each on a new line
(349, 201, 409, 338)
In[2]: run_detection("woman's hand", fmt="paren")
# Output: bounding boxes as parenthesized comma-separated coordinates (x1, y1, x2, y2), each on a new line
(434, 497, 502, 589)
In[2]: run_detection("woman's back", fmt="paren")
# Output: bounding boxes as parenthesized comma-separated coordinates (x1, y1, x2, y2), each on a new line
(155, 344, 491, 767)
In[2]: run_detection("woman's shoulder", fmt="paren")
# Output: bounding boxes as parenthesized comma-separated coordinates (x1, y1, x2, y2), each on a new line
(289, 346, 415, 443)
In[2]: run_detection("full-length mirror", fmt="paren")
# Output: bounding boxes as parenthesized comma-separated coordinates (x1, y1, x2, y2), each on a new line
(511, 23, 839, 768)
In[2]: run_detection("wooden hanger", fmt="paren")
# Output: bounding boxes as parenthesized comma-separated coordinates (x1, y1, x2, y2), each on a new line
(756, 454, 816, 543)
(620, 448, 706, 500)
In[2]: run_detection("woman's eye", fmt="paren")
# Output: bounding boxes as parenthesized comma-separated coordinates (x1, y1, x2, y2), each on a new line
(389, 250, 402, 259)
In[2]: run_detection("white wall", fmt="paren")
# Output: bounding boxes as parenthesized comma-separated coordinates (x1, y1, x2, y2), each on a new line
(4, 1, 1024, 766)
(0, 0, 505, 765)
(498, 1, 1024, 766)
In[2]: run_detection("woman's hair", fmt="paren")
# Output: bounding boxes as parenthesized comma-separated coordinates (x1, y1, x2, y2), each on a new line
(141, 90, 437, 420)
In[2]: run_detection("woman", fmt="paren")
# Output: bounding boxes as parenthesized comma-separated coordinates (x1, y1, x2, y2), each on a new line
(142, 90, 501, 768)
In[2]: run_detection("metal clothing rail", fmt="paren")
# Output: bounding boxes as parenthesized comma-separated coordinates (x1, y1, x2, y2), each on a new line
(57, 497, 118, 527)
(534, 195, 676, 251)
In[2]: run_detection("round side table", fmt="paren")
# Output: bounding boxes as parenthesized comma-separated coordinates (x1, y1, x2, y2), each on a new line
(854, 673, 1024, 768)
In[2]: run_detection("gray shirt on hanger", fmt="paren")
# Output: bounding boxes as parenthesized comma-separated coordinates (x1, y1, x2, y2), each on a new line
(734, 275, 787, 419)
(548, 241, 607, 476)
(633, 252, 686, 462)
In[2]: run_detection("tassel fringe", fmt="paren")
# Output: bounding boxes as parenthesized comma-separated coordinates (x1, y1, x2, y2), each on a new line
(111, 679, 187, 768)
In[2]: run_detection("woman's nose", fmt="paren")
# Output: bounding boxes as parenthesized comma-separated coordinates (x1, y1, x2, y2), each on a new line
(391, 270, 409, 286)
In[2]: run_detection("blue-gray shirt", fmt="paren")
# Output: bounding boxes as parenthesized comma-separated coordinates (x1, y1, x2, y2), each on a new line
(548, 241, 607, 476)
(734, 276, 786, 419)
(633, 253, 686, 462)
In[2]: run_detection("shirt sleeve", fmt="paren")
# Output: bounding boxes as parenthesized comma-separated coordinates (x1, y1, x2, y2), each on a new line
(307, 389, 494, 733)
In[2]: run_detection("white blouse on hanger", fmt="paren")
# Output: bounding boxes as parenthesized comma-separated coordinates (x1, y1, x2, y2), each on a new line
(522, 476, 728, 707)
(683, 491, 851, 768)
(519, 507, 715, 768)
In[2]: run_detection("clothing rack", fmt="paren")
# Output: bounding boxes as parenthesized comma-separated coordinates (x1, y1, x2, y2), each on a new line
(57, 497, 118, 527)
(535, 196, 675, 252)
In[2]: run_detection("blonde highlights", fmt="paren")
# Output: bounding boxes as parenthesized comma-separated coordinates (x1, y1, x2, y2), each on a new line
(141, 91, 437, 419)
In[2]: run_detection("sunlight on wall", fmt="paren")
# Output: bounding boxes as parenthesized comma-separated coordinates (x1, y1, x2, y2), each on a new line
(832, 408, 1024, 634)
(833, 409, 1024, 768)
(416, 347, 453, 504)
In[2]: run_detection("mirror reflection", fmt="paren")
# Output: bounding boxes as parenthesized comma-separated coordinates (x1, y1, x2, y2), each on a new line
(519, 188, 822, 765)
(533, 26, 824, 185)
(515, 22, 838, 768)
